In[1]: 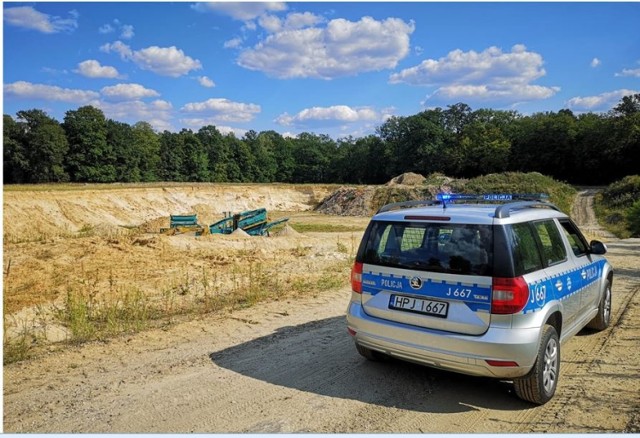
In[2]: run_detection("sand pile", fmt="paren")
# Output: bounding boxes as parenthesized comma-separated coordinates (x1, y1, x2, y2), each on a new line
(385, 172, 426, 186)
(275, 224, 304, 237)
(231, 228, 251, 238)
(139, 216, 170, 233)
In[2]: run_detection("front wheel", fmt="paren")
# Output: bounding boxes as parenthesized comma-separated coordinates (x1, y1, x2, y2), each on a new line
(513, 325, 560, 405)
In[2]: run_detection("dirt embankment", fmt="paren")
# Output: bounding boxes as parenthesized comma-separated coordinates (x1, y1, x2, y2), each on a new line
(3, 183, 335, 242)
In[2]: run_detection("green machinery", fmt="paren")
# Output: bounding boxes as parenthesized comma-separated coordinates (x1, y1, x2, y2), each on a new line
(209, 208, 288, 236)
(160, 214, 205, 235)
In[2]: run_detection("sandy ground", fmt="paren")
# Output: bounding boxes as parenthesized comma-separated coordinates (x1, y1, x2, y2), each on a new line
(3, 186, 639, 433)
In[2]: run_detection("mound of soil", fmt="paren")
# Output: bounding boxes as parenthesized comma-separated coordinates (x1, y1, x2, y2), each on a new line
(315, 174, 457, 216)
(314, 186, 377, 216)
(385, 172, 426, 186)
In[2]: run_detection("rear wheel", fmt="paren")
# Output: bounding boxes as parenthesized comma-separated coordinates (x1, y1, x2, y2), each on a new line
(513, 325, 560, 405)
(355, 343, 387, 361)
(587, 279, 612, 331)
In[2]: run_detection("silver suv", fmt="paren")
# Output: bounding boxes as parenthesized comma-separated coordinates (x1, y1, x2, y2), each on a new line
(346, 194, 613, 404)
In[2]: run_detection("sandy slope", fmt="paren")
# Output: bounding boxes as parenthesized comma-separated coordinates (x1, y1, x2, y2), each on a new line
(3, 183, 335, 240)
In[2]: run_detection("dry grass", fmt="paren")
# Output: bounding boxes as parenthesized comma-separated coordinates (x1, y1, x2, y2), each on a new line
(3, 212, 359, 364)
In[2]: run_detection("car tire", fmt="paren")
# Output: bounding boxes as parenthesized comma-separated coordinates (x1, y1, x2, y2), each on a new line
(355, 343, 387, 361)
(587, 279, 612, 331)
(513, 324, 560, 405)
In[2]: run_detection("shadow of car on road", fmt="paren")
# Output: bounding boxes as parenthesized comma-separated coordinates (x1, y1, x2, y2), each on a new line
(209, 315, 533, 414)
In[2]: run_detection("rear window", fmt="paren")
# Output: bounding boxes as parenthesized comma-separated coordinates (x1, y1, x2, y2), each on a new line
(361, 221, 493, 276)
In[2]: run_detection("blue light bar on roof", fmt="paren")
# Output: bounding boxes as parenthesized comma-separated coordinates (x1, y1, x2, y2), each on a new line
(436, 193, 549, 203)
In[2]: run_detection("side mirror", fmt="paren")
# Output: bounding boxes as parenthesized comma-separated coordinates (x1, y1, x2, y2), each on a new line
(590, 240, 607, 255)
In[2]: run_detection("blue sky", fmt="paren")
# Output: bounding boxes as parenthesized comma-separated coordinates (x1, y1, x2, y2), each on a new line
(3, 2, 640, 138)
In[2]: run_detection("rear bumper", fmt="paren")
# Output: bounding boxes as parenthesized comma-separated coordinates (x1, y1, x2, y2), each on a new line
(346, 301, 541, 378)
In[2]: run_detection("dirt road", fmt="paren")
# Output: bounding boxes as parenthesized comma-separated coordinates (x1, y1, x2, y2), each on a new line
(4, 191, 640, 433)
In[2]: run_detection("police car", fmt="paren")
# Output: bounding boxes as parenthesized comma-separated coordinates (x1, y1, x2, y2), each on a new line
(346, 193, 613, 404)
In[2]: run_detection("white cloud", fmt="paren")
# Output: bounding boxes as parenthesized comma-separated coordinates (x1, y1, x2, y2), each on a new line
(390, 44, 559, 103)
(258, 14, 282, 33)
(101, 83, 160, 100)
(284, 12, 324, 30)
(615, 67, 640, 77)
(42, 67, 69, 75)
(224, 37, 243, 49)
(238, 16, 415, 79)
(101, 41, 202, 77)
(120, 24, 135, 39)
(132, 46, 202, 77)
(198, 76, 216, 88)
(99, 23, 115, 34)
(567, 89, 639, 111)
(100, 41, 133, 59)
(243, 21, 257, 32)
(434, 84, 559, 101)
(257, 12, 324, 33)
(75, 60, 121, 79)
(98, 99, 174, 132)
(99, 20, 134, 39)
(591, 58, 601, 68)
(4, 6, 78, 34)
(192, 2, 287, 21)
(275, 105, 388, 127)
(181, 98, 261, 122)
(4, 81, 99, 103)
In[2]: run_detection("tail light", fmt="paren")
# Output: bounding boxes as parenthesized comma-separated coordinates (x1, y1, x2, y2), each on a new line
(351, 262, 363, 293)
(491, 276, 529, 314)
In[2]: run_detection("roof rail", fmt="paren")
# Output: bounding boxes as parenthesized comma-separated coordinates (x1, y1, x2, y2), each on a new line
(377, 199, 441, 214)
(436, 193, 550, 203)
(375, 193, 560, 217)
(494, 201, 561, 218)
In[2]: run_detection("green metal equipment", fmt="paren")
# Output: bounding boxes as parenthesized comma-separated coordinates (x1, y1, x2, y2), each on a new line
(209, 208, 288, 236)
(160, 214, 205, 235)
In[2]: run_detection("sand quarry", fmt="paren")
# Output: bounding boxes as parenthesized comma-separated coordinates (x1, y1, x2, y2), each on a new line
(3, 183, 370, 344)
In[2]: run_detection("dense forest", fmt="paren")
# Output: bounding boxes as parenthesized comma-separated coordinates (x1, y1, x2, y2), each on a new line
(4, 94, 639, 186)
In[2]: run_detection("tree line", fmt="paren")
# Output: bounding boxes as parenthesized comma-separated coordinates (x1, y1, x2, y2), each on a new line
(4, 94, 639, 186)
